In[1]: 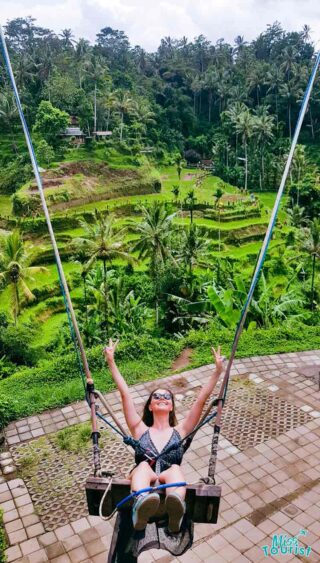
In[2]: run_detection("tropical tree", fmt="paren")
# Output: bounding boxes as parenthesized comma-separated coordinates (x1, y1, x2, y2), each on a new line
(33, 101, 69, 146)
(59, 29, 76, 49)
(112, 90, 136, 141)
(299, 219, 320, 310)
(214, 187, 224, 207)
(73, 211, 133, 334)
(207, 279, 244, 329)
(234, 109, 254, 190)
(107, 277, 151, 335)
(171, 185, 180, 205)
(84, 55, 110, 135)
(287, 205, 307, 228)
(250, 273, 304, 327)
(130, 202, 176, 324)
(177, 224, 209, 287)
(253, 107, 274, 189)
(0, 232, 46, 324)
(184, 189, 197, 224)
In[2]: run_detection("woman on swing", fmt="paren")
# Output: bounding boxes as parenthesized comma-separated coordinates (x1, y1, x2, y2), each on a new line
(104, 339, 224, 534)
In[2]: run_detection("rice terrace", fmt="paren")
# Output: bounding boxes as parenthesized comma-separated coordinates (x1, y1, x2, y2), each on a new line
(0, 13, 320, 563)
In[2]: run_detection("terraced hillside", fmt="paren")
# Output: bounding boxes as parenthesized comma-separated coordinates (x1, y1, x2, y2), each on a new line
(0, 154, 289, 352)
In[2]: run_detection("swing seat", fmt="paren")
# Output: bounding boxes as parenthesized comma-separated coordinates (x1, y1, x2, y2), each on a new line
(86, 476, 221, 524)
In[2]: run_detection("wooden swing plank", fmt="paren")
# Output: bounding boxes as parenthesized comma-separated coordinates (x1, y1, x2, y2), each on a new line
(86, 476, 221, 524)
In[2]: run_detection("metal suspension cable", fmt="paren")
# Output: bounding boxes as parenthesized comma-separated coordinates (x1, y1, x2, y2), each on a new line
(220, 50, 320, 406)
(0, 26, 103, 475)
(205, 51, 320, 481)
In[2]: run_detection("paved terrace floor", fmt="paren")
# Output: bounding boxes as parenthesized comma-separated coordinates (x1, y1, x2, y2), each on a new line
(1, 349, 320, 562)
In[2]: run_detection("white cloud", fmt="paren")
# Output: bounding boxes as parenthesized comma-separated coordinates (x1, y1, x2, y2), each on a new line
(1, 0, 320, 50)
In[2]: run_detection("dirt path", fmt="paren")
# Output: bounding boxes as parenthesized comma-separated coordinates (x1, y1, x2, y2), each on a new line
(171, 347, 193, 371)
(183, 173, 198, 181)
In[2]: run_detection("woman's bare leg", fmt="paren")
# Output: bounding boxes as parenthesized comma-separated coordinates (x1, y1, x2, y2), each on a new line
(130, 461, 158, 492)
(158, 464, 186, 500)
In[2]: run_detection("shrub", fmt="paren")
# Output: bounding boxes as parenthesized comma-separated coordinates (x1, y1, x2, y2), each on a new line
(35, 140, 55, 166)
(12, 192, 41, 217)
(0, 323, 42, 366)
(0, 158, 32, 195)
(0, 355, 16, 380)
(0, 397, 17, 430)
(0, 508, 6, 563)
(33, 101, 69, 146)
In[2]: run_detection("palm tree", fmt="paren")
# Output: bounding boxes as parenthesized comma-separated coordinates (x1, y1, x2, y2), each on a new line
(214, 187, 224, 253)
(59, 29, 76, 49)
(178, 224, 209, 287)
(280, 46, 298, 82)
(74, 211, 133, 333)
(301, 25, 311, 42)
(246, 62, 266, 106)
(104, 91, 117, 131)
(223, 102, 247, 157)
(279, 79, 303, 141)
(291, 144, 307, 186)
(204, 68, 217, 122)
(0, 89, 19, 150)
(287, 205, 307, 228)
(171, 185, 180, 206)
(234, 109, 254, 190)
(14, 53, 35, 90)
(253, 107, 274, 190)
(214, 187, 224, 208)
(233, 35, 247, 56)
(75, 38, 91, 88)
(184, 189, 197, 224)
(130, 202, 176, 324)
(84, 55, 109, 136)
(0, 232, 47, 324)
(190, 75, 203, 115)
(112, 91, 136, 141)
(265, 65, 284, 130)
(299, 219, 320, 310)
(133, 98, 156, 141)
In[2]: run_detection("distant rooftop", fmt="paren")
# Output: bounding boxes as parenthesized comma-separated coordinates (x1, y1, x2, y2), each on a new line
(62, 127, 84, 137)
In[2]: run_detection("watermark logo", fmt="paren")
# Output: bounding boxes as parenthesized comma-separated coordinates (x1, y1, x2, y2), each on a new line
(262, 529, 312, 557)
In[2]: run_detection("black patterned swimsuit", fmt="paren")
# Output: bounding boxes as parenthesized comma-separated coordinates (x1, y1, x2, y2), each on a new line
(134, 428, 184, 474)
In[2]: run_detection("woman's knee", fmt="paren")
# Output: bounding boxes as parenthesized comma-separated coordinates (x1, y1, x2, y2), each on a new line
(168, 464, 184, 476)
(132, 461, 157, 480)
(159, 464, 184, 481)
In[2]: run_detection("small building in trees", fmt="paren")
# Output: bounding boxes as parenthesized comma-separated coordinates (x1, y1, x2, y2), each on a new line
(61, 126, 85, 145)
(95, 131, 112, 138)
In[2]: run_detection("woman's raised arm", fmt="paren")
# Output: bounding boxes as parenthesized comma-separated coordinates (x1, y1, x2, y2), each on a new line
(179, 346, 224, 437)
(104, 339, 145, 437)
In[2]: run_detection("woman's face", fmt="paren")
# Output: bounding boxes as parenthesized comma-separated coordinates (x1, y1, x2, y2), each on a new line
(149, 388, 173, 414)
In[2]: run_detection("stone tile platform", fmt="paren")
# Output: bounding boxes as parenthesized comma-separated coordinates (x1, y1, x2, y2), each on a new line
(1, 349, 320, 562)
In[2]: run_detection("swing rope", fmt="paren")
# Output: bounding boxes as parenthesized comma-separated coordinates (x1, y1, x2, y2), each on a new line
(205, 50, 320, 482)
(0, 26, 101, 476)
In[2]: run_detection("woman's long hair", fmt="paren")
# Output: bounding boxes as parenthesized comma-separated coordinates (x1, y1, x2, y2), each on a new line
(142, 388, 177, 427)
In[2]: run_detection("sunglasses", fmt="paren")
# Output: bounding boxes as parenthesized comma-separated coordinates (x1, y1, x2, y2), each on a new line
(152, 392, 172, 401)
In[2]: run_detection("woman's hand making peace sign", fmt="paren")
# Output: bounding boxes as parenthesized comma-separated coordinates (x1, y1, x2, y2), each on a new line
(104, 338, 119, 363)
(211, 345, 224, 375)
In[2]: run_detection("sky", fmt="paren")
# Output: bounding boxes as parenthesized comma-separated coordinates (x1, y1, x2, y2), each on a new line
(1, 0, 320, 51)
